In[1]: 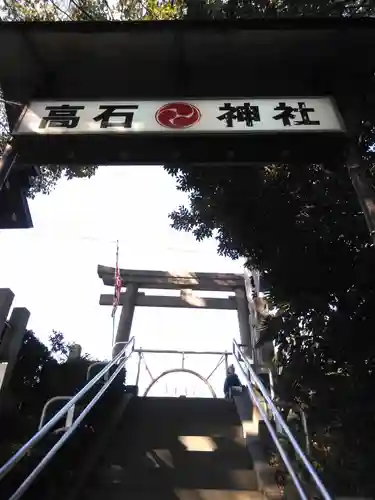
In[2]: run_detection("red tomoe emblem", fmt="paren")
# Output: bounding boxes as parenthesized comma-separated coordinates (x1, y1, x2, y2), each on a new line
(155, 102, 201, 129)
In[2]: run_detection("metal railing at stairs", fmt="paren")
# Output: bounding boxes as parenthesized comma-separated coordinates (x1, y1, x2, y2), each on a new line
(0, 336, 332, 500)
(232, 339, 332, 500)
(0, 336, 135, 500)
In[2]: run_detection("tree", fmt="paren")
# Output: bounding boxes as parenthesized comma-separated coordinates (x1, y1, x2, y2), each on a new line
(166, 158, 375, 493)
(184, 0, 375, 19)
(166, 161, 375, 492)
(0, 328, 101, 498)
(1, 329, 95, 444)
(48, 330, 73, 362)
(8, 330, 52, 429)
(164, 5, 375, 492)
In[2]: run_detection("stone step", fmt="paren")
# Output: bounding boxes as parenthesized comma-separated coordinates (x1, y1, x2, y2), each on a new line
(80, 397, 260, 500)
(82, 488, 264, 500)
(119, 397, 245, 442)
(94, 464, 258, 491)
(133, 397, 241, 423)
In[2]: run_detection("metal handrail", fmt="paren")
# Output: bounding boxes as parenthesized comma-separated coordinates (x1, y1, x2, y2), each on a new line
(232, 346, 308, 500)
(133, 348, 231, 355)
(134, 347, 230, 397)
(8, 351, 133, 500)
(232, 339, 332, 500)
(0, 336, 135, 485)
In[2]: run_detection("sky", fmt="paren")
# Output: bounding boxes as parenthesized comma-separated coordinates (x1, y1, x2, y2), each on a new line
(0, 166, 245, 397)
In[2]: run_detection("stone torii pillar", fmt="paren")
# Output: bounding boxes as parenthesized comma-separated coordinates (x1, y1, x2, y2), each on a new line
(235, 287, 253, 358)
(0, 299, 30, 417)
(0, 289, 14, 395)
(0, 288, 14, 338)
(113, 283, 138, 358)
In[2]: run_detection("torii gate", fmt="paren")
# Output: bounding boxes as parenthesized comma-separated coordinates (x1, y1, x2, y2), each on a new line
(97, 265, 271, 373)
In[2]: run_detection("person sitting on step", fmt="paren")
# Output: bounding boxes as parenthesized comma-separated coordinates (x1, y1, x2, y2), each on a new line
(224, 365, 243, 399)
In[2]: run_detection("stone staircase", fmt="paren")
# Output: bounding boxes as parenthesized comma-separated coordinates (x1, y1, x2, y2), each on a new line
(78, 397, 264, 500)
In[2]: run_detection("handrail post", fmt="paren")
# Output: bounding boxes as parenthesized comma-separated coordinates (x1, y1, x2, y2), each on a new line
(39, 396, 73, 431)
(299, 408, 310, 455)
(268, 368, 275, 400)
(224, 351, 228, 373)
(66, 404, 75, 429)
(135, 349, 142, 386)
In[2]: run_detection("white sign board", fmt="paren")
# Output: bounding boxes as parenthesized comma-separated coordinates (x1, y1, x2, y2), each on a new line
(15, 98, 344, 135)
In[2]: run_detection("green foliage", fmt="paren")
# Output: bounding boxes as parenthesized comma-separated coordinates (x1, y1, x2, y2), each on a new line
(26, 165, 97, 198)
(184, 0, 375, 19)
(166, 156, 375, 494)
(9, 330, 52, 423)
(1, 0, 108, 21)
(48, 329, 72, 361)
(143, 0, 185, 19)
(164, 12, 375, 489)
(68, 0, 115, 20)
(1, 0, 59, 20)
(0, 0, 185, 24)
(2, 329, 95, 445)
(0, 329, 109, 500)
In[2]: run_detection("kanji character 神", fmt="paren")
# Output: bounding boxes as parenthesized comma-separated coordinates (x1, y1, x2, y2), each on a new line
(39, 104, 84, 129)
(273, 102, 320, 127)
(93, 105, 139, 129)
(217, 102, 260, 128)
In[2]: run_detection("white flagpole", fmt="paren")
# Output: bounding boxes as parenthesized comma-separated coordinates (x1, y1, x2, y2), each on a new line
(111, 240, 119, 347)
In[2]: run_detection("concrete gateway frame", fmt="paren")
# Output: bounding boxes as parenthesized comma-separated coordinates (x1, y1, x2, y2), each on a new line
(2, 19, 375, 240)
(1, 20, 375, 238)
(1, 18, 371, 169)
